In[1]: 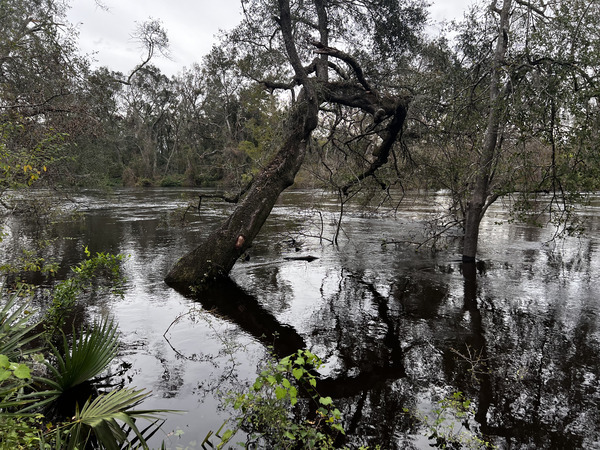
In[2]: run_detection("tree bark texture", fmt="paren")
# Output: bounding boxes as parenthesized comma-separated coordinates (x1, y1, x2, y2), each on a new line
(462, 0, 512, 262)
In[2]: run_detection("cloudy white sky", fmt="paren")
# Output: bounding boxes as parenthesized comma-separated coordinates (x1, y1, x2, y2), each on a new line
(67, 0, 475, 77)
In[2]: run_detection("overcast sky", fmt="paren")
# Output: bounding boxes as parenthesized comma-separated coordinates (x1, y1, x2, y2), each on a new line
(66, 0, 475, 77)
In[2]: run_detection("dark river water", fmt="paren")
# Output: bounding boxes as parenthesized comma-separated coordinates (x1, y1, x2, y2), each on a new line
(2, 188, 600, 449)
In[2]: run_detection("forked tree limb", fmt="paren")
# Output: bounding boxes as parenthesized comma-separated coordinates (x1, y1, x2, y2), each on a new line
(311, 41, 372, 92)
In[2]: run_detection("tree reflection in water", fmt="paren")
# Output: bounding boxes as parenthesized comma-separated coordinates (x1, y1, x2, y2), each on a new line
(228, 247, 600, 448)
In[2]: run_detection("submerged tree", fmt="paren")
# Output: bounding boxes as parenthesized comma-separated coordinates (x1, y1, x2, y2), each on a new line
(409, 0, 600, 262)
(460, 0, 512, 263)
(165, 0, 426, 287)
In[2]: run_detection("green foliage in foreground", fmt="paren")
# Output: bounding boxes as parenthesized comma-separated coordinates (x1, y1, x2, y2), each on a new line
(42, 318, 120, 394)
(0, 251, 173, 449)
(52, 387, 168, 450)
(212, 349, 345, 449)
(204, 348, 495, 450)
(45, 247, 127, 337)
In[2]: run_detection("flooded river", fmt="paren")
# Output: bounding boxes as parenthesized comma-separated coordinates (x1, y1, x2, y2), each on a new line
(2, 188, 600, 449)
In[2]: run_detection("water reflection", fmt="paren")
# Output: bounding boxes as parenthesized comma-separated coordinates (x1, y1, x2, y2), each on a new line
(186, 279, 306, 357)
(2, 188, 600, 448)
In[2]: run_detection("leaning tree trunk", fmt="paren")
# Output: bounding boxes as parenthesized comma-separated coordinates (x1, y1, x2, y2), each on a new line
(166, 0, 321, 289)
(165, 93, 318, 288)
(462, 0, 511, 263)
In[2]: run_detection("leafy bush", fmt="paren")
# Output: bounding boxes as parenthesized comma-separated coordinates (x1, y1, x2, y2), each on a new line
(405, 391, 497, 449)
(215, 349, 345, 449)
(45, 247, 127, 337)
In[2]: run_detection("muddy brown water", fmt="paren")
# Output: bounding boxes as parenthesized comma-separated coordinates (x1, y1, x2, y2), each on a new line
(2, 188, 600, 449)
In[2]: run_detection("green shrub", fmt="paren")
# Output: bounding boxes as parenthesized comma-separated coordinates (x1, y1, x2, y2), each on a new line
(45, 247, 126, 336)
(404, 391, 497, 449)
(212, 349, 344, 449)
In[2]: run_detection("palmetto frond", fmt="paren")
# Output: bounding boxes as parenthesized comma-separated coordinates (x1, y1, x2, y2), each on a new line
(44, 318, 119, 392)
(0, 285, 40, 359)
(64, 387, 173, 450)
(0, 286, 52, 413)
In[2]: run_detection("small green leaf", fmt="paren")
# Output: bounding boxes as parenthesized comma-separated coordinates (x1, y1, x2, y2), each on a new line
(220, 429, 234, 442)
(292, 367, 304, 380)
(0, 368, 11, 381)
(12, 363, 31, 379)
(319, 396, 333, 406)
(233, 396, 244, 409)
(284, 431, 296, 440)
(275, 386, 287, 400)
(331, 423, 345, 434)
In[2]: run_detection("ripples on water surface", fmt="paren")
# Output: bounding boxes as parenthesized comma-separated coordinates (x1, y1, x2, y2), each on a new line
(2, 188, 600, 449)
